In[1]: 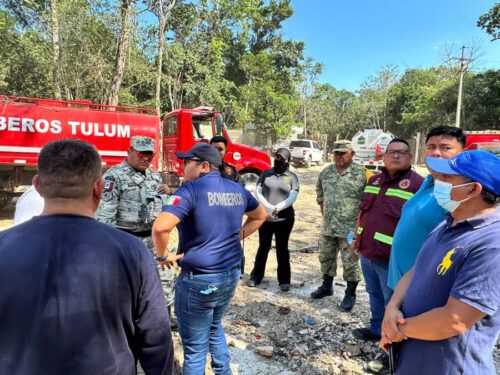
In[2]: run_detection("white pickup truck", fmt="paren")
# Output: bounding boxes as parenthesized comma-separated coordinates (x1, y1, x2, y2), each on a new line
(289, 139, 324, 168)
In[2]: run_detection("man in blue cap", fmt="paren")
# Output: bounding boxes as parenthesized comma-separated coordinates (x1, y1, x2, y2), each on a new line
(380, 150, 500, 375)
(152, 143, 267, 375)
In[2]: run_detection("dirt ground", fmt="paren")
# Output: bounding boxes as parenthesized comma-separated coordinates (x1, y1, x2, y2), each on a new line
(1, 164, 499, 374)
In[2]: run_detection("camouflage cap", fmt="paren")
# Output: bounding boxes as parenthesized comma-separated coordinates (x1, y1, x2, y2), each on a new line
(131, 136, 155, 152)
(333, 140, 352, 152)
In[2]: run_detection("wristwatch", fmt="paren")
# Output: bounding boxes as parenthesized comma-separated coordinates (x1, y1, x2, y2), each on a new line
(155, 255, 169, 262)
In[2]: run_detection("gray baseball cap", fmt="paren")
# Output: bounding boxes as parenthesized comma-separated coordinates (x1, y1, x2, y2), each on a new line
(333, 140, 352, 152)
(131, 136, 155, 152)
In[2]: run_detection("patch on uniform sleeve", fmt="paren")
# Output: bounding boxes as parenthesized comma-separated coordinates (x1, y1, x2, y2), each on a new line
(165, 195, 181, 206)
(104, 180, 115, 192)
(101, 176, 116, 202)
(399, 179, 411, 189)
(372, 178, 381, 186)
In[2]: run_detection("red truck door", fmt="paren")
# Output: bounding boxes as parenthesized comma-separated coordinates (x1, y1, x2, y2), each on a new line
(162, 109, 220, 179)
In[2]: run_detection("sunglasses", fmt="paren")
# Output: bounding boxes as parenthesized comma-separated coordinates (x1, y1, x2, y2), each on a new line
(133, 149, 155, 160)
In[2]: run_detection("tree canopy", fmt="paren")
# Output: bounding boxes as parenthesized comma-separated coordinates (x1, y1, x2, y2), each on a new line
(1, 0, 498, 143)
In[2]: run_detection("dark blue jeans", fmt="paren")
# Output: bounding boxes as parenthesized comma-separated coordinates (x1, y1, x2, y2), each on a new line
(361, 257, 393, 336)
(175, 267, 240, 375)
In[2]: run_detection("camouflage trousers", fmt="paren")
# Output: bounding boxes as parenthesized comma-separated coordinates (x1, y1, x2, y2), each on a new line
(318, 235, 361, 282)
(142, 237, 175, 307)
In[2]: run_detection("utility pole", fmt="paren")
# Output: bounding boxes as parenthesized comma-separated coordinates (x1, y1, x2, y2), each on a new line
(454, 46, 469, 128)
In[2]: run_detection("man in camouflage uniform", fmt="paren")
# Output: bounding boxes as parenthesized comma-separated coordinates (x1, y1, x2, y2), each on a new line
(96, 136, 175, 313)
(311, 140, 366, 312)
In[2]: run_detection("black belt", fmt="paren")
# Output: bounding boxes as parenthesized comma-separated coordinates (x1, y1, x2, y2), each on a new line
(119, 228, 152, 238)
(189, 265, 241, 275)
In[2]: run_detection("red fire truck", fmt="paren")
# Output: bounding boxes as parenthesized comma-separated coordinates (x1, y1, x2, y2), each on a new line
(465, 130, 500, 156)
(0, 96, 271, 207)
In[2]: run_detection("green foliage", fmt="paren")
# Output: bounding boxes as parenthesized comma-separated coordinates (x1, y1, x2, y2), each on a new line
(477, 3, 500, 41)
(385, 67, 456, 137)
(0, 10, 53, 96)
(463, 70, 500, 130)
(0, 1, 497, 142)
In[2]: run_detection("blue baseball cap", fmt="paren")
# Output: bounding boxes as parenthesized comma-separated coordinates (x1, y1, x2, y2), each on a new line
(175, 143, 222, 167)
(426, 150, 500, 194)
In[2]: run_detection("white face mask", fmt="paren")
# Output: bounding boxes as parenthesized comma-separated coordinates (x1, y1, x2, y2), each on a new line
(433, 180, 475, 212)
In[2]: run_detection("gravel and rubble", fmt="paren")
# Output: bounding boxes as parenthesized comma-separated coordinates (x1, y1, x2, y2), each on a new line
(1, 163, 499, 374)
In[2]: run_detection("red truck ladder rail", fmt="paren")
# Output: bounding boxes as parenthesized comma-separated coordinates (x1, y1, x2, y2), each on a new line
(0, 95, 157, 115)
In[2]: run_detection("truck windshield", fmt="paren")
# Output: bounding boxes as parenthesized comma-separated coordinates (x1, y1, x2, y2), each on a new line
(192, 115, 213, 141)
(290, 140, 310, 148)
(191, 113, 226, 141)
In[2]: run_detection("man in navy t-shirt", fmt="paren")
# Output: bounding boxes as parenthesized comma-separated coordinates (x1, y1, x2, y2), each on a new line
(380, 151, 500, 375)
(152, 143, 267, 375)
(0, 140, 174, 375)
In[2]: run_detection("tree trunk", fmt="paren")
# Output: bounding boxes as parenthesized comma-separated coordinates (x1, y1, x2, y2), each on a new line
(50, 0, 61, 100)
(154, 0, 176, 114)
(156, 15, 166, 115)
(303, 103, 307, 136)
(108, 0, 133, 106)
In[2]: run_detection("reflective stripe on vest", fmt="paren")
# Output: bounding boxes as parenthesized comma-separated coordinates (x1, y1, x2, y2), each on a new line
(374, 232, 393, 245)
(385, 188, 414, 201)
(357, 227, 363, 235)
(364, 186, 381, 194)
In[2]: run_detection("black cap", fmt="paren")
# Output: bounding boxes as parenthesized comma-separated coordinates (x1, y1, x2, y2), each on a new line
(175, 143, 222, 167)
(275, 148, 291, 161)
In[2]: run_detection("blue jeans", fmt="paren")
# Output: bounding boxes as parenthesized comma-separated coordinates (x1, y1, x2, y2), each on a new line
(175, 267, 240, 375)
(361, 257, 393, 336)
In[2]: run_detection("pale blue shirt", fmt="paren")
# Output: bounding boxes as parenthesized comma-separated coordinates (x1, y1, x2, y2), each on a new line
(387, 175, 446, 289)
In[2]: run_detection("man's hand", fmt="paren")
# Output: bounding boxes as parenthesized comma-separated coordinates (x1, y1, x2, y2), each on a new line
(157, 184, 171, 195)
(158, 253, 184, 270)
(379, 336, 391, 353)
(349, 238, 359, 255)
(381, 302, 407, 343)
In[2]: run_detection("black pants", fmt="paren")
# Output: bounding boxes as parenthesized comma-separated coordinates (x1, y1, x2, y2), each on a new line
(250, 217, 295, 285)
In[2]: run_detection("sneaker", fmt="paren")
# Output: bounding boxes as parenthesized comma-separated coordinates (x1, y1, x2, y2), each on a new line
(352, 327, 381, 341)
(246, 279, 257, 287)
(367, 354, 389, 374)
(310, 286, 333, 299)
(279, 284, 290, 292)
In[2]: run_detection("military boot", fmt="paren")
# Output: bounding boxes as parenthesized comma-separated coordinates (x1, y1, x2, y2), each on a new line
(339, 281, 358, 312)
(311, 274, 333, 299)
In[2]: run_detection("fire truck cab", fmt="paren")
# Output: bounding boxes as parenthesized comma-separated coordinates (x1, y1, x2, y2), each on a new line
(161, 107, 271, 190)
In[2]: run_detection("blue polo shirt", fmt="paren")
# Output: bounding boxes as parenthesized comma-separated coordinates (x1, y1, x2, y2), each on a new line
(396, 210, 500, 375)
(388, 175, 446, 289)
(163, 172, 259, 273)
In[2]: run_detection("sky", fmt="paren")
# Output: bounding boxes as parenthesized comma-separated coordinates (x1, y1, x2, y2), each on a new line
(282, 0, 500, 92)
